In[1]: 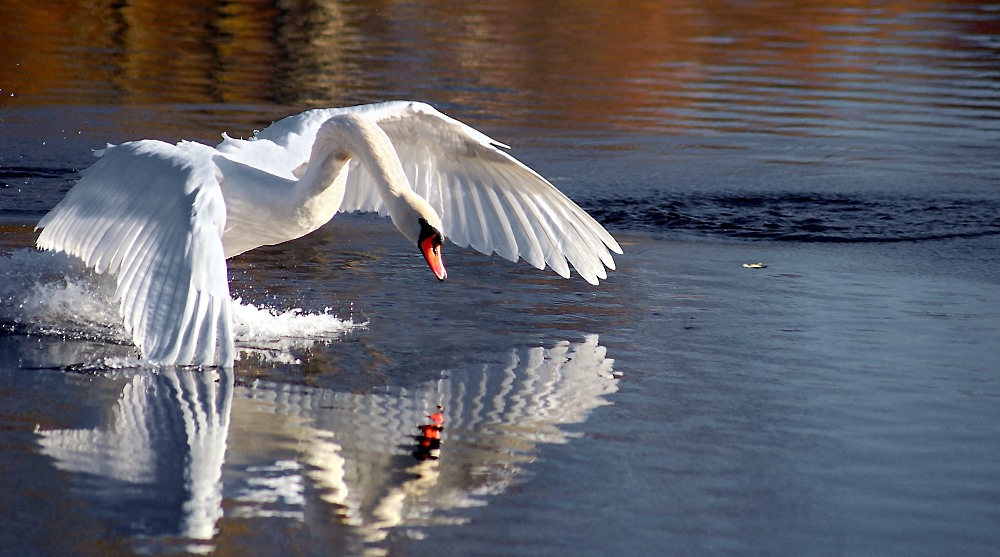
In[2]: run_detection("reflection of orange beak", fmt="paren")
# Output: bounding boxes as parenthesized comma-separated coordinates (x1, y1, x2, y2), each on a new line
(420, 235, 447, 281)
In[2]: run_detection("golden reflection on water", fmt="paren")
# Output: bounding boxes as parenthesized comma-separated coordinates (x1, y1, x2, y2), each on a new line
(3, 0, 996, 134)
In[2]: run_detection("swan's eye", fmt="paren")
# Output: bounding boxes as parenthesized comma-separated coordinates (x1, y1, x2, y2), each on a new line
(417, 218, 443, 248)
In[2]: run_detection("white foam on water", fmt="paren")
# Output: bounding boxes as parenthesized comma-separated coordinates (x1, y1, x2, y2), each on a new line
(0, 249, 125, 340)
(1, 249, 362, 366)
(231, 298, 361, 363)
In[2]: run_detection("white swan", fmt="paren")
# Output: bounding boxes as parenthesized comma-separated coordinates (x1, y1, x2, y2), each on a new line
(35, 101, 622, 366)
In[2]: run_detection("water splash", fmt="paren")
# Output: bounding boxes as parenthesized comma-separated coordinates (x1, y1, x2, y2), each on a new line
(0, 249, 360, 365)
(231, 298, 360, 363)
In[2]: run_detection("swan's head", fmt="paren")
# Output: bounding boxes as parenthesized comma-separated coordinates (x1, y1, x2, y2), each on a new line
(391, 196, 447, 281)
(417, 217, 447, 281)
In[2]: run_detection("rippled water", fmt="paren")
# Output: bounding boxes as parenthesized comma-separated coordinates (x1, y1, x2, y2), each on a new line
(1, 1, 999, 555)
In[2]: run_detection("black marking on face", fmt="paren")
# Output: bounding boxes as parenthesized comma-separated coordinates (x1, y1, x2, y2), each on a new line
(418, 218, 443, 251)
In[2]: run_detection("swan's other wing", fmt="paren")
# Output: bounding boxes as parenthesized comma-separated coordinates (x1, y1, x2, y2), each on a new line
(36, 140, 234, 366)
(220, 101, 623, 285)
(367, 102, 622, 285)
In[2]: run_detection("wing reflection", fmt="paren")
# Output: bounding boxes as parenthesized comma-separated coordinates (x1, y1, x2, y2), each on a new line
(34, 335, 616, 554)
(231, 334, 618, 549)
(35, 368, 232, 554)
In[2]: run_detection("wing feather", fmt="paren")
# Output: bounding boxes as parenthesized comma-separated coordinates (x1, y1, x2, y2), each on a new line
(461, 172, 493, 254)
(36, 140, 233, 366)
(481, 162, 542, 265)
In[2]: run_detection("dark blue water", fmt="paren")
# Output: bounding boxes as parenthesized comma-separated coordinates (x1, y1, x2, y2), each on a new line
(2, 1, 1000, 556)
(589, 190, 1000, 243)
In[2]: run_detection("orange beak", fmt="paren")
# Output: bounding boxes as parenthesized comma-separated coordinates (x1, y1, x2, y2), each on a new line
(420, 234, 447, 281)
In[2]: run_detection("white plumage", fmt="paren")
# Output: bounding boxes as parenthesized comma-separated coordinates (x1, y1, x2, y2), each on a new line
(36, 101, 622, 366)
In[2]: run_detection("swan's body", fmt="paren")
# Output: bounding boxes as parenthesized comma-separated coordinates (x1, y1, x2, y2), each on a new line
(35, 101, 621, 366)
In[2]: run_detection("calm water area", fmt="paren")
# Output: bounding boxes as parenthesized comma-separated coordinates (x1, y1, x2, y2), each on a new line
(1, 1, 999, 555)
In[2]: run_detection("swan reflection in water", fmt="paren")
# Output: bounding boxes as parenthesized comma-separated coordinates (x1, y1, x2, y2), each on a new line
(35, 335, 618, 554)
(35, 367, 232, 554)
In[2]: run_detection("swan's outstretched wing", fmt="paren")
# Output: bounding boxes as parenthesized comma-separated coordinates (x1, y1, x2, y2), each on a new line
(36, 140, 234, 366)
(219, 101, 622, 285)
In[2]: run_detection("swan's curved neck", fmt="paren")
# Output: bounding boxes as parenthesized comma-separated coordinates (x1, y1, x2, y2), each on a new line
(296, 114, 413, 229)
(221, 114, 426, 258)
